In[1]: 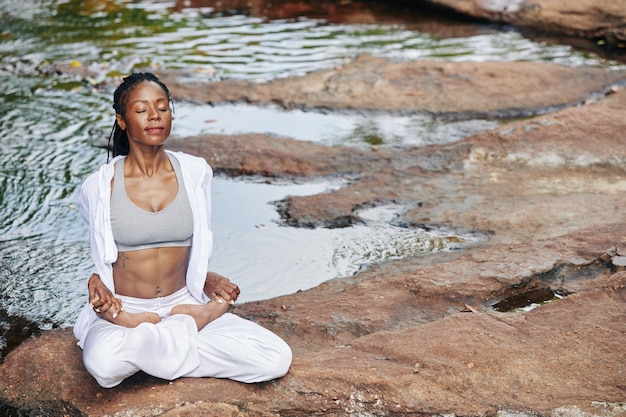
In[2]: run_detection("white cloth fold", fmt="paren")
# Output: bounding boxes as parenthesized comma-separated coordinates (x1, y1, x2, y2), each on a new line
(81, 288, 292, 388)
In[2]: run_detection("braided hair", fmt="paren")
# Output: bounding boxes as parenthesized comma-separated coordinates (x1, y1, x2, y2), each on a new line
(108, 72, 172, 160)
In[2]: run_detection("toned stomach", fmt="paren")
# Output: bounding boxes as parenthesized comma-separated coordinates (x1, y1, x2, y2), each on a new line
(113, 246, 191, 299)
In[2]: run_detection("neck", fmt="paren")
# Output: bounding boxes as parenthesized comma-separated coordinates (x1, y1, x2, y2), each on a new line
(125, 147, 169, 178)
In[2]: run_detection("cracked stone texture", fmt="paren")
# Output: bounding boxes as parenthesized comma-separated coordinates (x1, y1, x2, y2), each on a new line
(156, 56, 626, 116)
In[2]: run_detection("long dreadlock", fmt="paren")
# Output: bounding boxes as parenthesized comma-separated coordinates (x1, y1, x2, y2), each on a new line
(107, 72, 172, 161)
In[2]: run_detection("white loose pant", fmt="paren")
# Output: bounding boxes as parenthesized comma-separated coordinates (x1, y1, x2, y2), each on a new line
(81, 287, 292, 388)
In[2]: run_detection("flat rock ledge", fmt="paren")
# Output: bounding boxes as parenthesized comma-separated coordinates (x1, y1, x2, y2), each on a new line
(156, 56, 626, 117)
(425, 0, 626, 48)
(1, 230, 625, 417)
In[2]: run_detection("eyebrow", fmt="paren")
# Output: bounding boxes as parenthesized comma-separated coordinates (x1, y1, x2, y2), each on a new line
(131, 97, 169, 105)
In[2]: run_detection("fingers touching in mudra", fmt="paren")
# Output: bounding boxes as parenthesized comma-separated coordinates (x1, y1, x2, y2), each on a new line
(203, 271, 240, 305)
(88, 272, 239, 330)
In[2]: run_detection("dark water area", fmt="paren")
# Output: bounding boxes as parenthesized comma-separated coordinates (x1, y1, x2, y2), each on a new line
(1, 0, 624, 362)
(0, 306, 40, 364)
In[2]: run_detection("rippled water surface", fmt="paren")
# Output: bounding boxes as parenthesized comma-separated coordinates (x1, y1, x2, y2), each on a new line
(0, 0, 620, 331)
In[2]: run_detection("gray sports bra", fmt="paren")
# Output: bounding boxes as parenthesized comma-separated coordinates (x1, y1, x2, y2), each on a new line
(110, 155, 193, 252)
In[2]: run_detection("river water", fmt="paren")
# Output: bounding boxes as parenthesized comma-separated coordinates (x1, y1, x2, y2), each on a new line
(0, 0, 620, 349)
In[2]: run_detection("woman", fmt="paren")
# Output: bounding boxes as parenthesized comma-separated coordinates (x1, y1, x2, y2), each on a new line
(74, 72, 292, 388)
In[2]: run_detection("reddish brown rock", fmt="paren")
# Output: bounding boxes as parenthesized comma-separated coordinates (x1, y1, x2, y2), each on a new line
(157, 57, 626, 116)
(425, 0, 626, 48)
(168, 88, 626, 243)
(1, 229, 625, 416)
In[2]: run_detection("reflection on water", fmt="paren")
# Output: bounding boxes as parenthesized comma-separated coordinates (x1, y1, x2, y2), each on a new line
(0, 0, 623, 336)
(171, 102, 499, 146)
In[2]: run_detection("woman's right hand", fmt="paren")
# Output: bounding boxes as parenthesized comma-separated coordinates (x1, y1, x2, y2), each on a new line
(88, 273, 122, 319)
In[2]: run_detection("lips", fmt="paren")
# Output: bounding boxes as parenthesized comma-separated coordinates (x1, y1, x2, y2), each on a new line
(145, 126, 164, 133)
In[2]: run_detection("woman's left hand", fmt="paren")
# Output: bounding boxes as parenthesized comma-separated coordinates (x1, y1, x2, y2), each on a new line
(88, 273, 122, 319)
(203, 271, 240, 305)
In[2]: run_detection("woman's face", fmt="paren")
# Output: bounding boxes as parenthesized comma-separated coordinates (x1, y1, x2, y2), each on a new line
(116, 81, 172, 150)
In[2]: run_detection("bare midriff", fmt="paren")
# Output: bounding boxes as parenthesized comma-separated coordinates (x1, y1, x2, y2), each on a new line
(113, 246, 190, 299)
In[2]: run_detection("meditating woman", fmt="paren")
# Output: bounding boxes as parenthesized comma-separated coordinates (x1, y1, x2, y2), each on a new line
(74, 72, 292, 388)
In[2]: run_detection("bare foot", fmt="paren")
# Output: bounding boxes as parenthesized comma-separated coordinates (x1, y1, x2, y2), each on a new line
(98, 309, 161, 328)
(171, 300, 230, 330)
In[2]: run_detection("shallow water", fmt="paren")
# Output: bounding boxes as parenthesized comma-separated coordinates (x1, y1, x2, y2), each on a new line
(0, 0, 622, 334)
(171, 102, 500, 146)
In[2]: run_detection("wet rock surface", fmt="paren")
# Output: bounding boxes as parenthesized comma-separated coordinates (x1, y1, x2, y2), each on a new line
(425, 0, 626, 49)
(1, 232, 625, 416)
(156, 57, 626, 117)
(3, 2, 626, 416)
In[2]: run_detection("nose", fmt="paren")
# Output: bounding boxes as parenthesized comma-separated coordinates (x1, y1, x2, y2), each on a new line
(148, 107, 161, 120)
